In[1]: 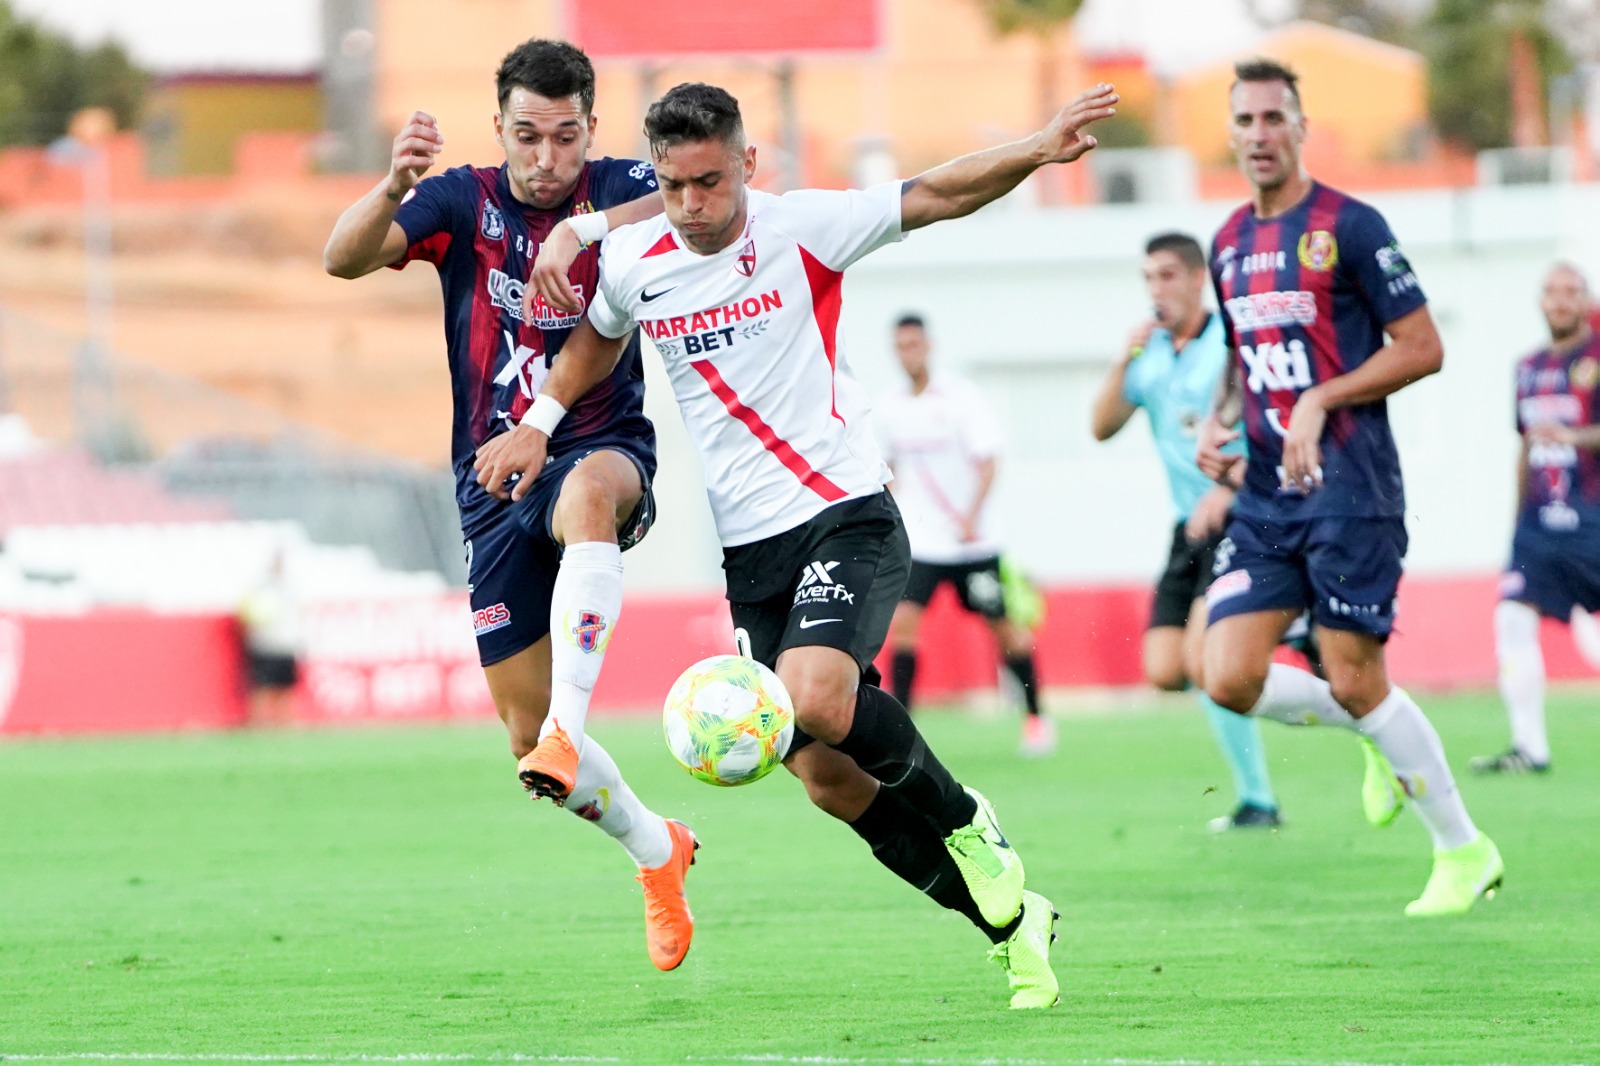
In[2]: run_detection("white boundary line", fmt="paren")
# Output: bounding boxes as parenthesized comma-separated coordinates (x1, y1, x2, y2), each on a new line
(0, 1049, 1587, 1056)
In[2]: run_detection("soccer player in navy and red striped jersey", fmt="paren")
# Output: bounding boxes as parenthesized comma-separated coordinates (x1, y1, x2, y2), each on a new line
(1195, 58, 1501, 915)
(1474, 263, 1600, 774)
(323, 39, 697, 971)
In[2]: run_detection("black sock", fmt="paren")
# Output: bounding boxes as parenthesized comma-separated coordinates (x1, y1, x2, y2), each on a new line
(848, 789, 1012, 944)
(833, 684, 977, 835)
(890, 649, 917, 710)
(1005, 652, 1041, 716)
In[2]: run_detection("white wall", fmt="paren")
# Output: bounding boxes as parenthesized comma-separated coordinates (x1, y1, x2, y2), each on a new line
(622, 181, 1600, 592)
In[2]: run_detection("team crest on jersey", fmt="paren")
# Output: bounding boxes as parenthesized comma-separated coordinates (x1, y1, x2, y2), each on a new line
(1572, 357, 1599, 391)
(735, 239, 757, 277)
(1297, 230, 1338, 272)
(481, 201, 506, 241)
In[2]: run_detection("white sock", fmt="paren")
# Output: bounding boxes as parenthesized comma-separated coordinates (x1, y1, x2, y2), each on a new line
(1570, 605, 1600, 671)
(1249, 662, 1357, 728)
(1496, 600, 1548, 763)
(541, 541, 624, 753)
(1357, 687, 1478, 851)
(565, 735, 672, 869)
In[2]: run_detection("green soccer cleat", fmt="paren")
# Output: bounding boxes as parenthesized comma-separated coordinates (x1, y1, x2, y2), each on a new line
(988, 890, 1061, 1009)
(1360, 736, 1406, 827)
(1405, 833, 1505, 917)
(944, 787, 1025, 927)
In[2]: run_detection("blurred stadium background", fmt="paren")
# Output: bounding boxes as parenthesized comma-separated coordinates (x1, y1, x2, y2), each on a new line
(1, 0, 1598, 736)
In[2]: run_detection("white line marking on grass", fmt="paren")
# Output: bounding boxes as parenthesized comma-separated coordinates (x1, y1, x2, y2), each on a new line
(0, 1055, 1590, 1066)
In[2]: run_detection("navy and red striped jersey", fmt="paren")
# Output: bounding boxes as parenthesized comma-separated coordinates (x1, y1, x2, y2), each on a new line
(1210, 182, 1428, 520)
(1515, 331, 1600, 534)
(390, 158, 658, 531)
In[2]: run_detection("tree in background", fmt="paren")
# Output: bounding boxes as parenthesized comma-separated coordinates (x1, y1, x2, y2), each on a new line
(0, 0, 147, 147)
(1422, 0, 1573, 151)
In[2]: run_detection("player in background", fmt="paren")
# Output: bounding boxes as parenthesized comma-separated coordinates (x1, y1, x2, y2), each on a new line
(876, 313, 1053, 757)
(322, 40, 697, 971)
(1474, 262, 1600, 774)
(1091, 231, 1282, 829)
(1196, 59, 1501, 915)
(481, 80, 1121, 1009)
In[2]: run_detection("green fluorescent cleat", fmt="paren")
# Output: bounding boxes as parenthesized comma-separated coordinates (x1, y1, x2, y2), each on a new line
(1405, 833, 1505, 917)
(988, 890, 1061, 1009)
(1360, 737, 1406, 828)
(944, 787, 1025, 927)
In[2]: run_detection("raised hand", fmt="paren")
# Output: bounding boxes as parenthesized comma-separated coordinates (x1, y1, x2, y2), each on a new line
(388, 111, 443, 199)
(1036, 84, 1119, 165)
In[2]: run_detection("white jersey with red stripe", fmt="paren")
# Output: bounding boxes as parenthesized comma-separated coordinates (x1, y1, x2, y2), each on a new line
(875, 373, 1006, 564)
(587, 182, 905, 546)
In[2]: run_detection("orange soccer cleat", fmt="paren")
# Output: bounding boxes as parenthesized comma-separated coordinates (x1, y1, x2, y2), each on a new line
(636, 819, 699, 971)
(516, 725, 579, 803)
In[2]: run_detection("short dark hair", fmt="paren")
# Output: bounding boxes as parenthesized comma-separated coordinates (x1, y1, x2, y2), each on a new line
(1144, 232, 1206, 272)
(644, 83, 745, 159)
(894, 313, 926, 331)
(495, 39, 595, 113)
(1232, 57, 1302, 112)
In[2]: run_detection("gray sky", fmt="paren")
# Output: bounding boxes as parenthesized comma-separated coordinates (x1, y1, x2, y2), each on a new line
(12, 0, 322, 72)
(14, 0, 1286, 76)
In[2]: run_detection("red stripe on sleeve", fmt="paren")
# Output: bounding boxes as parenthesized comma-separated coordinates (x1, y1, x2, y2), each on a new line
(797, 244, 845, 423)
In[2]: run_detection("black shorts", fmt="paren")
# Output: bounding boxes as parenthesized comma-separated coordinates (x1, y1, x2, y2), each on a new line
(249, 651, 298, 689)
(466, 438, 656, 667)
(902, 556, 1007, 620)
(1151, 521, 1223, 630)
(722, 492, 910, 752)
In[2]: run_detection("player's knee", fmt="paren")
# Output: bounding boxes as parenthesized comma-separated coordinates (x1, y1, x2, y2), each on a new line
(1326, 672, 1385, 716)
(1146, 662, 1188, 692)
(782, 672, 856, 746)
(1205, 669, 1263, 714)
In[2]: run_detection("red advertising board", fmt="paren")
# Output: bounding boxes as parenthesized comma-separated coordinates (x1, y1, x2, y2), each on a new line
(567, 0, 882, 58)
(1, 576, 1594, 736)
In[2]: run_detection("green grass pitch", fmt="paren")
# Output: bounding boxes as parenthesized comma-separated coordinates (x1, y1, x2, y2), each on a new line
(2, 689, 1596, 1066)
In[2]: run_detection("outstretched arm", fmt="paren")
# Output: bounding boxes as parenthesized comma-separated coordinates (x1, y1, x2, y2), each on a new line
(899, 84, 1118, 232)
(472, 319, 630, 501)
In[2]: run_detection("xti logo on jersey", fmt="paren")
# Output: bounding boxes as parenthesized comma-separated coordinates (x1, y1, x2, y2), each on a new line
(1211, 181, 1425, 520)
(389, 159, 658, 530)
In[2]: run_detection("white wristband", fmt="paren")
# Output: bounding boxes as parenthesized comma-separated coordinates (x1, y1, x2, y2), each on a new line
(566, 210, 610, 246)
(519, 394, 567, 436)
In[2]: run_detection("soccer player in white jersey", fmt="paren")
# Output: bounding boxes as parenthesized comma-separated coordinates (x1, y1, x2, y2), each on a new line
(476, 80, 1121, 1009)
(875, 314, 1052, 756)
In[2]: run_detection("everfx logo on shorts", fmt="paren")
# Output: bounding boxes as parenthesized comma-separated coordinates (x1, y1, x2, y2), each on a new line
(794, 560, 854, 607)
